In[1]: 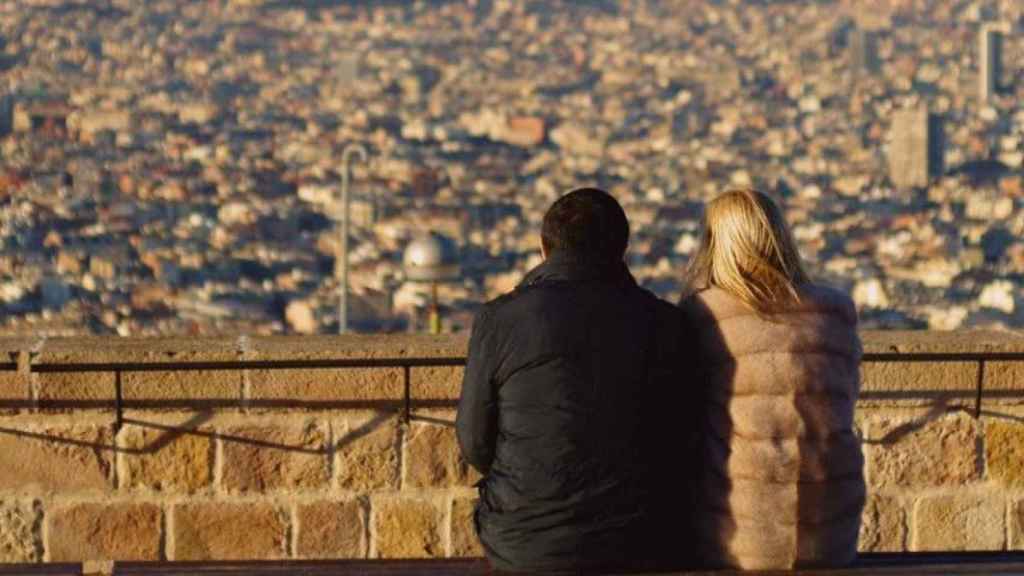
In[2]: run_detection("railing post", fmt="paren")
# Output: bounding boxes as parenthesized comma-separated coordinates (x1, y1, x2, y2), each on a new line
(975, 360, 985, 419)
(114, 369, 124, 434)
(403, 365, 412, 425)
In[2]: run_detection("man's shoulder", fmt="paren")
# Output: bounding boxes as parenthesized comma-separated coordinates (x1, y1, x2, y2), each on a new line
(645, 289, 682, 315)
(479, 279, 565, 313)
(628, 285, 684, 323)
(477, 276, 686, 330)
(477, 287, 526, 319)
(471, 288, 530, 334)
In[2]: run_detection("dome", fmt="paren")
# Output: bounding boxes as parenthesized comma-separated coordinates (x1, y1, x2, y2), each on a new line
(403, 233, 461, 282)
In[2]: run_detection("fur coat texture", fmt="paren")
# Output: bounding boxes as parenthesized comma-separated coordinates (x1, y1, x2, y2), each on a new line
(680, 284, 866, 570)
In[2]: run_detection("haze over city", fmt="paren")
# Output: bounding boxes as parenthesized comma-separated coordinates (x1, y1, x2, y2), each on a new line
(1, 0, 1023, 335)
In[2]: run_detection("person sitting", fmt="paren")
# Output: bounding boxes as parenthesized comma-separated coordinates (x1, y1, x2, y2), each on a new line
(679, 189, 865, 570)
(457, 188, 696, 573)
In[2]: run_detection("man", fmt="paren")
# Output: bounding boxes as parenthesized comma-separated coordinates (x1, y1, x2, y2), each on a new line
(456, 188, 695, 573)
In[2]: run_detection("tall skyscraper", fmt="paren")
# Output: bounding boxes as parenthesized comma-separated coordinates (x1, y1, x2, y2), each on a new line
(889, 107, 945, 190)
(849, 28, 880, 76)
(337, 54, 359, 86)
(0, 93, 12, 137)
(979, 24, 1006, 104)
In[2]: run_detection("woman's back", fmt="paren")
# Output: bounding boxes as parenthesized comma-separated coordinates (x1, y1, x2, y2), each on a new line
(681, 284, 865, 570)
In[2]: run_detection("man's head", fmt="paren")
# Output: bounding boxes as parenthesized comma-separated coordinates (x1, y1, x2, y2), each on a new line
(541, 188, 629, 263)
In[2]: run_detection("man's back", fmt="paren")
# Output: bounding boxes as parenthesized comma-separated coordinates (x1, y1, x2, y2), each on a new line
(457, 255, 690, 572)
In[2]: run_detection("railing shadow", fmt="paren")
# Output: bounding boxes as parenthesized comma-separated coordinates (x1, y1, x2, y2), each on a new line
(858, 395, 965, 446)
(0, 402, 456, 455)
(0, 399, 456, 410)
(978, 409, 1024, 423)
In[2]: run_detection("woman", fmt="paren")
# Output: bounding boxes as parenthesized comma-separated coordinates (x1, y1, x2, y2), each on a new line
(679, 189, 865, 570)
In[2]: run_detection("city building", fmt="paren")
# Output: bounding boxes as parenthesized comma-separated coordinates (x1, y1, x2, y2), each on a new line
(1, 0, 1024, 334)
(888, 107, 945, 190)
(849, 28, 880, 76)
(0, 93, 12, 137)
(979, 23, 1006, 104)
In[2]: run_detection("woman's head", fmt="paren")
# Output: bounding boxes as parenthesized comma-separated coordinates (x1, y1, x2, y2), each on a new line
(684, 189, 809, 314)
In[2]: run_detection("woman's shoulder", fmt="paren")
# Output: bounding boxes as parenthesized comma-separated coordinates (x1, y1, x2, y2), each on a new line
(678, 286, 749, 321)
(796, 283, 858, 326)
(678, 284, 857, 326)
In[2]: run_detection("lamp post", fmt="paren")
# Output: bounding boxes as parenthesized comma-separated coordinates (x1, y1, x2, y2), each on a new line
(338, 143, 367, 334)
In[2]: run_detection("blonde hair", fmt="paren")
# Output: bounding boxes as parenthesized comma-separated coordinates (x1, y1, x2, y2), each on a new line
(682, 189, 809, 315)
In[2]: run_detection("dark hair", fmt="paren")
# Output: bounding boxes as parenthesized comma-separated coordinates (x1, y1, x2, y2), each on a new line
(541, 188, 629, 262)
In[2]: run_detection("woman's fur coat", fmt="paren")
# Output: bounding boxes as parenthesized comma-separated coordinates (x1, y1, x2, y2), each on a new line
(681, 284, 865, 570)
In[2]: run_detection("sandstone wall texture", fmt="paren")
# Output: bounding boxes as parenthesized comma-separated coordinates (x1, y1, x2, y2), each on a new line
(0, 331, 1021, 564)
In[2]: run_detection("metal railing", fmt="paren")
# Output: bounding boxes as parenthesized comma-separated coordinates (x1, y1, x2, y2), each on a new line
(4, 349, 1022, 435)
(860, 351, 1024, 418)
(28, 356, 466, 433)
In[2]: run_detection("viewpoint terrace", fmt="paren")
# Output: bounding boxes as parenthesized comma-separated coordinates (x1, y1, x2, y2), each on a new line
(0, 330, 1021, 568)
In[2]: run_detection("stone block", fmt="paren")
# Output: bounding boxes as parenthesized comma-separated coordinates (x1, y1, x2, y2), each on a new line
(410, 366, 463, 401)
(0, 339, 33, 360)
(0, 501, 40, 562)
(296, 500, 364, 559)
(861, 330, 1024, 355)
(173, 502, 287, 560)
(221, 424, 328, 493)
(34, 337, 243, 410)
(858, 494, 905, 552)
(0, 426, 112, 492)
(123, 370, 241, 404)
(984, 362, 1024, 404)
(860, 361, 976, 406)
(866, 413, 980, 488)
(336, 416, 400, 492)
(245, 334, 466, 362)
(913, 494, 1005, 551)
(372, 498, 443, 559)
(36, 336, 240, 364)
(986, 420, 1024, 488)
(249, 368, 403, 405)
(48, 503, 161, 561)
(404, 423, 478, 488)
(119, 423, 212, 494)
(1012, 499, 1024, 550)
(37, 372, 116, 407)
(450, 498, 482, 558)
(0, 371, 28, 409)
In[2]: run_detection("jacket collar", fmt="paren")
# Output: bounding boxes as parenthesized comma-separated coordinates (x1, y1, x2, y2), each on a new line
(518, 252, 637, 289)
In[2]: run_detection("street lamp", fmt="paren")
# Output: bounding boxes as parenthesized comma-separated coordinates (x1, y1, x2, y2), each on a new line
(402, 233, 460, 334)
(338, 143, 367, 334)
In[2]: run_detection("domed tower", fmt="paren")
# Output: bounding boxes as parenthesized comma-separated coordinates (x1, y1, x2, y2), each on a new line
(402, 233, 461, 333)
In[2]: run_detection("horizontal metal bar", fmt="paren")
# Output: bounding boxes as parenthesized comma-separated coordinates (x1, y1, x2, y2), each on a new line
(859, 390, 976, 400)
(31, 357, 467, 373)
(862, 352, 1024, 362)
(25, 352, 1024, 373)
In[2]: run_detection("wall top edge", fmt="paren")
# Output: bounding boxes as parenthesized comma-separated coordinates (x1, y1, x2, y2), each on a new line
(1, 330, 1024, 366)
(860, 329, 1024, 355)
(1, 333, 469, 365)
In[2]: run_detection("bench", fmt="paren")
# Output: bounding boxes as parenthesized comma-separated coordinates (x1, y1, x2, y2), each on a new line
(0, 565, 81, 576)
(111, 558, 488, 575)
(109, 553, 1024, 575)
(4, 553, 1023, 575)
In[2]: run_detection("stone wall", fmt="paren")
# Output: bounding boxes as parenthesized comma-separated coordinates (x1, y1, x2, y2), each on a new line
(0, 331, 1022, 565)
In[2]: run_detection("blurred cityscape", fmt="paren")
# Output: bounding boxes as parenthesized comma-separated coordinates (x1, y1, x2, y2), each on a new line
(1, 0, 1024, 335)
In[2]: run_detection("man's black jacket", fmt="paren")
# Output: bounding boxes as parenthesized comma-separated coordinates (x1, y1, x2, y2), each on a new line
(456, 255, 696, 573)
